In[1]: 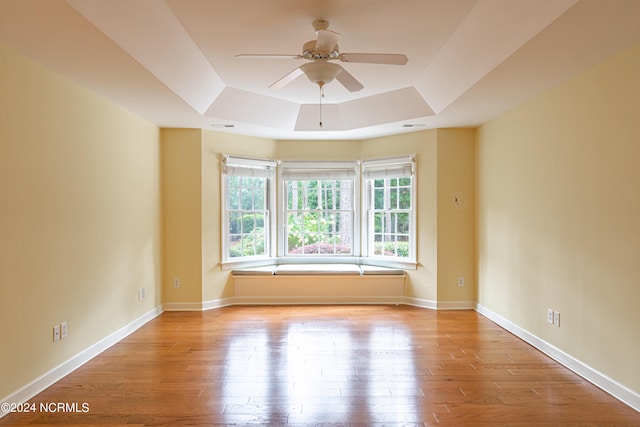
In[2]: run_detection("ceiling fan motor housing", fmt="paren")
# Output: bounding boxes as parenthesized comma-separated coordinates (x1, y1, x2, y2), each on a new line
(302, 40, 339, 59)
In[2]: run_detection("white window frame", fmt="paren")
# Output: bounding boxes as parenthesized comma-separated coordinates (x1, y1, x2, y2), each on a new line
(221, 155, 277, 269)
(277, 161, 360, 263)
(361, 155, 417, 269)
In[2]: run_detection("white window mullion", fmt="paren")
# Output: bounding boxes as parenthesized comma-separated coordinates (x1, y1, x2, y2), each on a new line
(221, 155, 275, 267)
(362, 155, 416, 266)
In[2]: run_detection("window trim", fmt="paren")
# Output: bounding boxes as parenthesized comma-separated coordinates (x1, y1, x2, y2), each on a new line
(220, 155, 417, 271)
(361, 155, 417, 268)
(277, 160, 361, 259)
(220, 155, 277, 269)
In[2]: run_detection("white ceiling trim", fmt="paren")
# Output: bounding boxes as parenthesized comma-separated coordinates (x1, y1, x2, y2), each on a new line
(67, 0, 225, 115)
(416, 0, 579, 114)
(2, 1, 638, 140)
(207, 87, 300, 130)
(337, 87, 434, 130)
(295, 104, 344, 132)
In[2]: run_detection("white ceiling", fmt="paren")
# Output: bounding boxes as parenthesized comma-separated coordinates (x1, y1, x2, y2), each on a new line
(1, 0, 640, 140)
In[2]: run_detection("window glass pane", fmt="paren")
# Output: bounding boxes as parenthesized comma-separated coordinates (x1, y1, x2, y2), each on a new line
(287, 212, 303, 253)
(254, 188, 265, 210)
(337, 180, 352, 209)
(389, 212, 397, 233)
(366, 172, 413, 260)
(306, 185, 318, 209)
(373, 212, 383, 233)
(240, 187, 253, 210)
(228, 211, 241, 258)
(390, 188, 398, 210)
(399, 187, 411, 209)
(374, 188, 384, 209)
(373, 238, 384, 256)
(230, 188, 240, 210)
(225, 173, 269, 260)
(285, 178, 353, 256)
(397, 212, 410, 234)
(287, 181, 298, 210)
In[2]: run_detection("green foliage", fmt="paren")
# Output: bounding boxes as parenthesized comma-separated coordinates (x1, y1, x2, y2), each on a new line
(229, 228, 265, 258)
(240, 213, 264, 234)
(287, 212, 340, 250)
(374, 241, 410, 258)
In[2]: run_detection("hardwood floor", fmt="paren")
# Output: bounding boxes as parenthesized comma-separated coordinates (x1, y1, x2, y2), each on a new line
(2, 305, 638, 426)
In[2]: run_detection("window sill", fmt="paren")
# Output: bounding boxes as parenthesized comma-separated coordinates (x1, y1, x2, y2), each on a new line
(222, 256, 416, 271)
(232, 263, 406, 276)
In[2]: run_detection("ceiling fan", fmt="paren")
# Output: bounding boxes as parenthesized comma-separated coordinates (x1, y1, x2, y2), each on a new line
(236, 20, 408, 92)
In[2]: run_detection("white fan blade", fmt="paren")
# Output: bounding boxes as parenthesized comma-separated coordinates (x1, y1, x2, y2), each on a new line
(236, 54, 302, 59)
(269, 67, 304, 89)
(335, 66, 363, 92)
(339, 53, 408, 65)
(315, 29, 341, 53)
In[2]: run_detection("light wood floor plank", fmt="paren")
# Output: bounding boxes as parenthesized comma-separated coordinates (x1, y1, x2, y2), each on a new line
(1, 305, 638, 425)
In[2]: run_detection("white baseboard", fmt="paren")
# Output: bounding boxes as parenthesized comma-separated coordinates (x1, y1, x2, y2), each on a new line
(403, 297, 438, 310)
(202, 297, 235, 310)
(475, 303, 640, 413)
(163, 298, 235, 311)
(232, 295, 405, 305)
(168, 296, 470, 310)
(437, 300, 476, 310)
(5, 300, 636, 418)
(1, 305, 163, 419)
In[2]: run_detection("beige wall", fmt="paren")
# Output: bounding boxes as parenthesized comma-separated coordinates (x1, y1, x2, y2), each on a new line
(476, 43, 640, 393)
(362, 130, 440, 302)
(201, 132, 277, 302)
(435, 129, 475, 303)
(3, 25, 637, 407)
(161, 129, 203, 304)
(0, 44, 161, 398)
(162, 129, 476, 306)
(8, 27, 638, 405)
(277, 139, 362, 160)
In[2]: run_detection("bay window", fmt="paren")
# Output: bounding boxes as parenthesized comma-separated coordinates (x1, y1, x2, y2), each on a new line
(221, 155, 416, 269)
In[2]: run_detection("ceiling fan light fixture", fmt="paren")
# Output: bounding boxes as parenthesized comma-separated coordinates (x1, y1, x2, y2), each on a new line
(300, 62, 342, 87)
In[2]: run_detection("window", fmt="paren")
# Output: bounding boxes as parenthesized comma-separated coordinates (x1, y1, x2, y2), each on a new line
(221, 156, 416, 269)
(362, 156, 416, 264)
(222, 155, 276, 264)
(279, 162, 359, 257)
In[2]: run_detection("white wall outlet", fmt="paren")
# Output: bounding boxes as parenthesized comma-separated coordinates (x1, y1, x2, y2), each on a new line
(553, 310, 560, 327)
(138, 288, 145, 301)
(457, 276, 465, 287)
(547, 308, 554, 324)
(60, 322, 68, 339)
(53, 325, 61, 342)
(173, 277, 181, 288)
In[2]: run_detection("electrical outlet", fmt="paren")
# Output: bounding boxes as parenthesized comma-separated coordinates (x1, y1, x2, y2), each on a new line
(53, 325, 61, 342)
(60, 322, 68, 339)
(173, 277, 181, 288)
(553, 311, 560, 327)
(138, 288, 145, 301)
(547, 309, 554, 325)
(457, 276, 465, 287)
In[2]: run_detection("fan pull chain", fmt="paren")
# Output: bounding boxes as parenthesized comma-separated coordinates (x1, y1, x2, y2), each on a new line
(319, 84, 324, 128)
